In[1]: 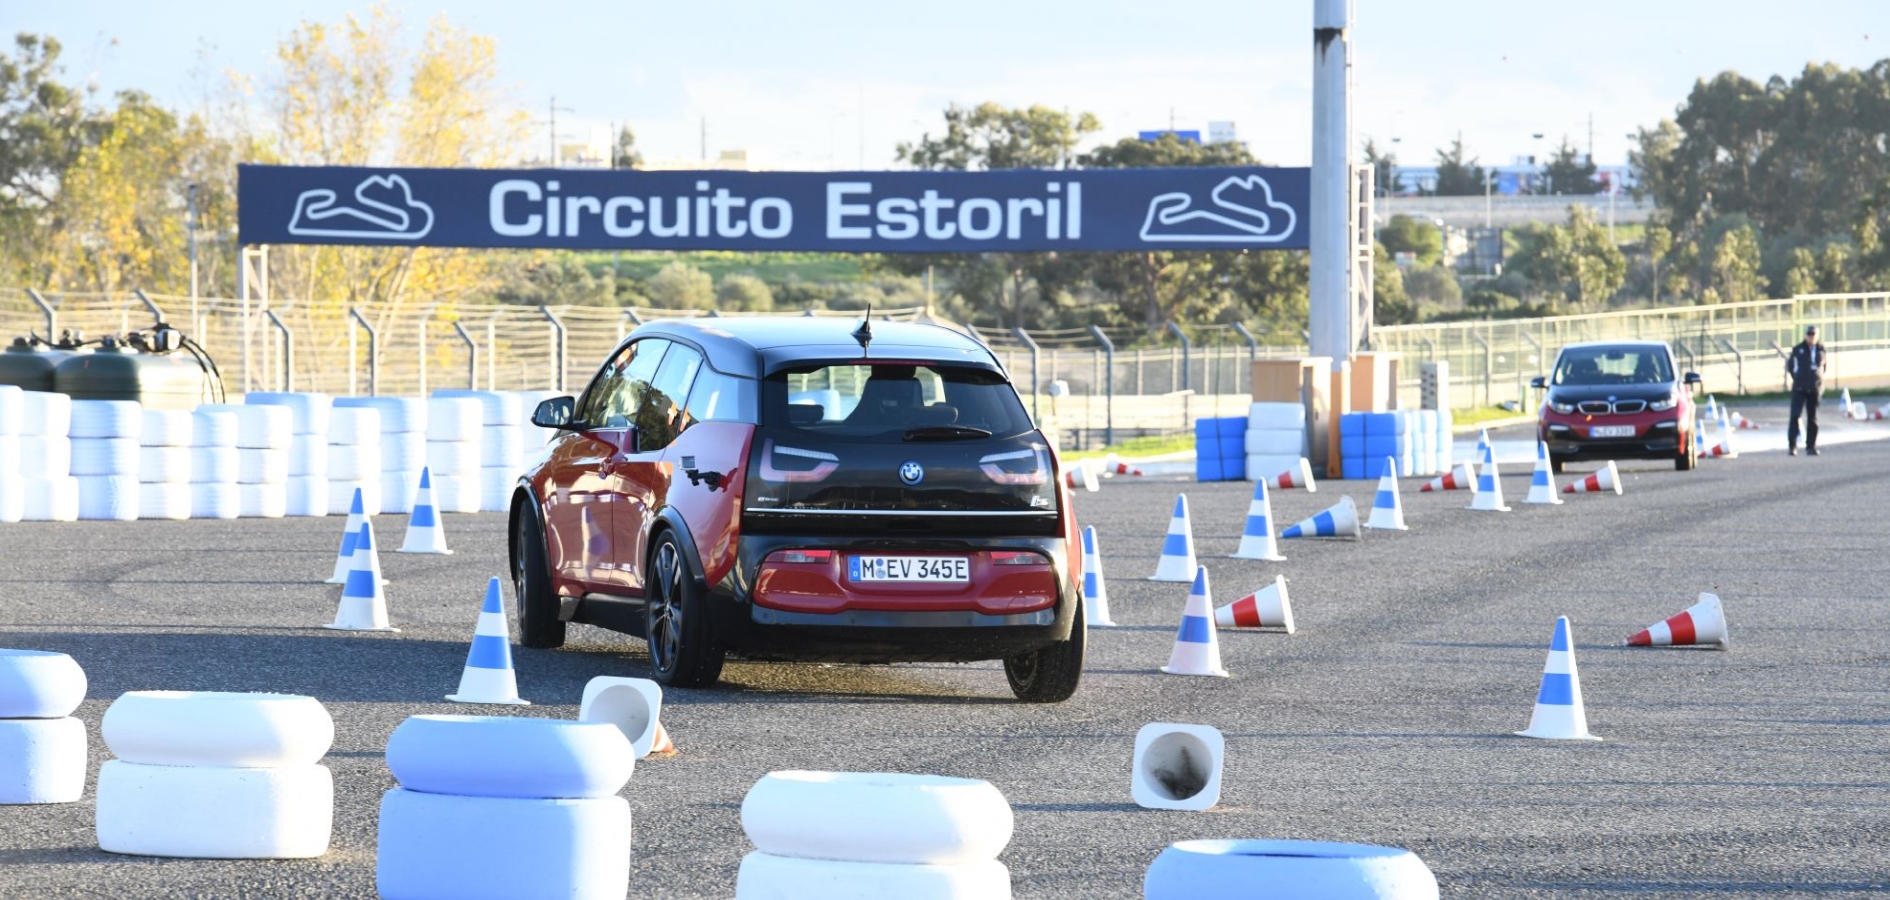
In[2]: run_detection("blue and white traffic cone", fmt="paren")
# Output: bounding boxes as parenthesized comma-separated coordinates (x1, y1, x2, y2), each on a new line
(1230, 480, 1286, 561)
(446, 577, 528, 705)
(324, 520, 397, 632)
(1161, 567, 1229, 677)
(1516, 616, 1600, 741)
(1469, 444, 1511, 512)
(1081, 525, 1116, 627)
(1475, 428, 1492, 462)
(1704, 394, 1718, 421)
(1523, 441, 1562, 505)
(1364, 458, 1407, 530)
(325, 487, 367, 584)
(1710, 409, 1738, 458)
(398, 467, 452, 555)
(1280, 495, 1361, 539)
(1149, 494, 1198, 582)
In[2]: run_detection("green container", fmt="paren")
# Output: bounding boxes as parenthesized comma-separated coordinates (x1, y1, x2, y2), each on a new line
(0, 338, 76, 392)
(53, 342, 209, 410)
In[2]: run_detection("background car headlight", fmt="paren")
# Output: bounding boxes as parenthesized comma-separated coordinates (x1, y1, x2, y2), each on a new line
(1650, 393, 1680, 411)
(1550, 401, 1576, 414)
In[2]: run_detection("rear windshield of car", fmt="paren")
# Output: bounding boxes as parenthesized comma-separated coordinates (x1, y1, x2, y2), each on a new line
(1553, 347, 1674, 386)
(761, 362, 1034, 440)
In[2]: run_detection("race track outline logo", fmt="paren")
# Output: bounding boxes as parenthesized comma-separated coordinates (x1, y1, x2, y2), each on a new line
(287, 173, 435, 240)
(1139, 174, 1297, 244)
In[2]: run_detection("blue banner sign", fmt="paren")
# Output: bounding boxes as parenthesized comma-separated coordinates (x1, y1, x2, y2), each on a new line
(238, 164, 1310, 252)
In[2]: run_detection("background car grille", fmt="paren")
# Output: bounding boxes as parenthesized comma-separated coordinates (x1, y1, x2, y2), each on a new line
(1575, 399, 1648, 415)
(1612, 399, 1648, 414)
(1577, 400, 1612, 415)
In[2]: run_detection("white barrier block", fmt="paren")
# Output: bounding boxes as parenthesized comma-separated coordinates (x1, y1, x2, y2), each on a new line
(0, 717, 86, 804)
(96, 760, 333, 859)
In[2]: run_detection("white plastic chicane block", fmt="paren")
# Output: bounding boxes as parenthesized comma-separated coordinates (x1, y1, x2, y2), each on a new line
(69, 400, 142, 440)
(24, 476, 79, 521)
(238, 448, 290, 485)
(424, 440, 480, 477)
(137, 482, 192, 520)
(69, 437, 139, 476)
(95, 760, 333, 859)
(190, 482, 241, 519)
(244, 391, 333, 436)
(288, 438, 328, 477)
(328, 479, 382, 516)
(326, 443, 379, 482)
(0, 717, 87, 804)
(238, 482, 288, 518)
(0, 648, 88, 718)
(734, 853, 1012, 900)
(334, 396, 426, 435)
(430, 473, 479, 514)
(425, 397, 482, 443)
(189, 446, 240, 484)
(384, 716, 634, 800)
(284, 476, 329, 517)
(22, 390, 72, 437)
(1248, 401, 1306, 432)
(381, 432, 426, 475)
(138, 408, 194, 447)
(327, 407, 382, 444)
(20, 435, 71, 477)
(190, 409, 239, 448)
(741, 771, 1014, 866)
(101, 691, 335, 768)
(376, 789, 630, 900)
(0, 384, 21, 434)
(76, 475, 139, 521)
(137, 445, 192, 483)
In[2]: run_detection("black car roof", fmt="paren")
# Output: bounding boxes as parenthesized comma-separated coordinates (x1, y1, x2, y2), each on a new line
(628, 317, 1001, 379)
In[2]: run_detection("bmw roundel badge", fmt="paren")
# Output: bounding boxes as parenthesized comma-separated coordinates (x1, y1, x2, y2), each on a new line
(899, 460, 924, 485)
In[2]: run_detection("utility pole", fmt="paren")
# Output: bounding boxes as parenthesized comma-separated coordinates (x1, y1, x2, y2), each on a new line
(1310, 0, 1357, 365)
(549, 96, 557, 166)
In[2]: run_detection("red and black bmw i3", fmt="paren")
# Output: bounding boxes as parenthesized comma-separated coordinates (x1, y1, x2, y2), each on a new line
(508, 316, 1085, 701)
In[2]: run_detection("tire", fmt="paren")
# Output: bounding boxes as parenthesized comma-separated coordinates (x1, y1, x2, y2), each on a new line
(328, 478, 382, 516)
(385, 715, 634, 800)
(481, 426, 525, 467)
(741, 771, 1013, 865)
(138, 445, 191, 483)
(96, 760, 333, 859)
(138, 409, 193, 447)
(0, 649, 87, 718)
(19, 435, 69, 477)
(0, 384, 21, 435)
(645, 530, 726, 688)
(380, 470, 420, 514)
(1548, 456, 1566, 475)
(190, 409, 239, 448)
(189, 482, 241, 519)
(238, 482, 288, 518)
(425, 397, 483, 442)
(101, 690, 334, 767)
(288, 438, 328, 477)
(326, 407, 381, 444)
(1004, 598, 1085, 703)
(136, 482, 192, 520)
(199, 403, 292, 450)
(76, 474, 139, 520)
(735, 853, 1012, 900)
(512, 502, 566, 650)
(69, 400, 141, 440)
(481, 466, 517, 512)
(189, 446, 239, 484)
(327, 443, 378, 481)
(381, 432, 426, 475)
(1677, 432, 1699, 471)
(70, 437, 139, 476)
(24, 476, 79, 521)
(244, 391, 332, 436)
(21, 389, 71, 437)
(424, 439, 480, 477)
(0, 477, 22, 523)
(284, 475, 328, 517)
(431, 472, 478, 513)
(334, 396, 426, 434)
(433, 389, 524, 426)
(238, 448, 290, 485)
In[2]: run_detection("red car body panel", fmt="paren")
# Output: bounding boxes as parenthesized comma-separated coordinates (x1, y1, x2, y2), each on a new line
(656, 420, 754, 591)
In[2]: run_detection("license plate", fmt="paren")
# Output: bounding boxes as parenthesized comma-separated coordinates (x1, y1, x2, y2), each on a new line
(848, 555, 970, 583)
(1590, 424, 1636, 438)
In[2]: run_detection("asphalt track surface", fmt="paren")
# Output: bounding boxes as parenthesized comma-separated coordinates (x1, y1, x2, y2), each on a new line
(2, 404, 1888, 898)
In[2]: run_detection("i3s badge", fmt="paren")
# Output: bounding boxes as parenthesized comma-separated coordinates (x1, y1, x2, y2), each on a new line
(899, 460, 924, 485)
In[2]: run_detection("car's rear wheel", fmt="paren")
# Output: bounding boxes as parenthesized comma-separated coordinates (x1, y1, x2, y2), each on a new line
(1677, 429, 1699, 471)
(511, 502, 566, 650)
(1548, 454, 1566, 475)
(645, 531, 726, 688)
(1004, 600, 1085, 703)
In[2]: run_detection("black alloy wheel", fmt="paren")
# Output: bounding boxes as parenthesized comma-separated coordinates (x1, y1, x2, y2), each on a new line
(644, 532, 726, 688)
(1004, 599, 1086, 703)
(512, 504, 566, 649)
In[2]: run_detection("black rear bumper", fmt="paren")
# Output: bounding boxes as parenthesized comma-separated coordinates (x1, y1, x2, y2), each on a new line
(1545, 436, 1682, 460)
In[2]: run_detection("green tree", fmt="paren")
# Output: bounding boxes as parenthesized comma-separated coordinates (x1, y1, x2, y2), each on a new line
(1371, 243, 1414, 325)
(1378, 215, 1442, 267)
(1432, 134, 1486, 196)
(715, 273, 773, 312)
(1709, 224, 1768, 304)
(1784, 247, 1819, 296)
(1509, 206, 1627, 307)
(643, 261, 714, 310)
(1540, 137, 1599, 195)
(1402, 264, 1463, 311)
(896, 102, 1099, 170)
(1362, 138, 1403, 195)
(612, 124, 642, 169)
(493, 252, 613, 306)
(1644, 221, 1674, 305)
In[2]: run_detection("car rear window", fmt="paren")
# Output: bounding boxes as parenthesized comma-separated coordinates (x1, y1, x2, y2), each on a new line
(1553, 347, 1674, 386)
(762, 362, 1034, 440)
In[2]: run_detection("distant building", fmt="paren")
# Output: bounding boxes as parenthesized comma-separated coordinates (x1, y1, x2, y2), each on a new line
(1387, 158, 1634, 197)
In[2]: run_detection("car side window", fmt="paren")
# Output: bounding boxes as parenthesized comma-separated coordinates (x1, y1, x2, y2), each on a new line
(579, 339, 668, 429)
(681, 366, 755, 428)
(636, 344, 703, 450)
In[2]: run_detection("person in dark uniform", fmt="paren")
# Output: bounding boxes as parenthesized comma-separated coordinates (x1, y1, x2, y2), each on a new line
(1786, 325, 1826, 456)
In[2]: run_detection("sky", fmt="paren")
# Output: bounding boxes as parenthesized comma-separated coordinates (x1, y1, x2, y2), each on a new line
(10, 0, 1888, 171)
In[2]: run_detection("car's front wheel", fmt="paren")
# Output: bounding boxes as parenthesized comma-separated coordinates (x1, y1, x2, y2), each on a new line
(511, 501, 566, 650)
(1677, 429, 1699, 471)
(1004, 600, 1086, 703)
(644, 531, 726, 688)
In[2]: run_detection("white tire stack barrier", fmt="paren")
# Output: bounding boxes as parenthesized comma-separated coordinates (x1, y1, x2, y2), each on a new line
(70, 400, 141, 521)
(735, 771, 1015, 899)
(198, 403, 292, 519)
(336, 398, 427, 514)
(326, 406, 383, 515)
(21, 392, 77, 521)
(248, 392, 333, 517)
(435, 390, 527, 513)
(1245, 401, 1309, 483)
(0, 649, 88, 804)
(515, 391, 570, 447)
(423, 397, 482, 514)
(0, 386, 23, 523)
(376, 715, 634, 899)
(136, 408, 194, 521)
(189, 407, 241, 520)
(96, 691, 335, 858)
(1435, 409, 1455, 473)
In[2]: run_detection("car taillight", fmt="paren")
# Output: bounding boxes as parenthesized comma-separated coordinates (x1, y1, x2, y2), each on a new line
(978, 448, 1048, 485)
(990, 550, 1047, 566)
(758, 439, 839, 483)
(773, 549, 832, 564)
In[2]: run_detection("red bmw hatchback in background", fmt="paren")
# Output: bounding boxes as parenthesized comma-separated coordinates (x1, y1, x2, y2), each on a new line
(1532, 340, 1704, 472)
(508, 316, 1085, 701)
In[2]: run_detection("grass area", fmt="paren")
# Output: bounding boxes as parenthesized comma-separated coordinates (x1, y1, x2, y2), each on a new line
(577, 251, 869, 284)
(1061, 433, 1196, 462)
(1450, 405, 1530, 426)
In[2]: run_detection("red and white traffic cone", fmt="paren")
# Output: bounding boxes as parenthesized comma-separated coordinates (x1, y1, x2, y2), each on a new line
(1419, 462, 1476, 493)
(1626, 592, 1728, 649)
(1562, 460, 1622, 495)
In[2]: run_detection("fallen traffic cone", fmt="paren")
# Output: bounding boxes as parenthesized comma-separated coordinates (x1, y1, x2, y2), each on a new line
(1730, 411, 1762, 430)
(1420, 462, 1476, 493)
(1626, 592, 1729, 649)
(445, 577, 528, 705)
(1468, 444, 1511, 512)
(1063, 460, 1099, 492)
(326, 487, 368, 584)
(1229, 480, 1286, 561)
(578, 676, 664, 757)
(1849, 400, 1867, 420)
(324, 520, 397, 632)
(1149, 495, 1199, 582)
(648, 721, 677, 755)
(1563, 460, 1622, 495)
(1104, 453, 1144, 477)
(1267, 457, 1317, 492)
(1523, 441, 1562, 505)
(1281, 495, 1361, 539)
(1214, 575, 1294, 633)
(397, 467, 452, 555)
(1516, 616, 1601, 741)
(1364, 458, 1407, 530)
(1161, 567, 1229, 677)
(1081, 525, 1117, 627)
(1874, 403, 1890, 421)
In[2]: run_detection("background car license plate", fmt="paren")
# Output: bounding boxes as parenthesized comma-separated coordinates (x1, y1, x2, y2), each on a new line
(849, 555, 970, 583)
(1590, 424, 1636, 438)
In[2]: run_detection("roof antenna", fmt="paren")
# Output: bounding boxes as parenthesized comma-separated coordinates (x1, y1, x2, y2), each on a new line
(851, 305, 873, 350)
